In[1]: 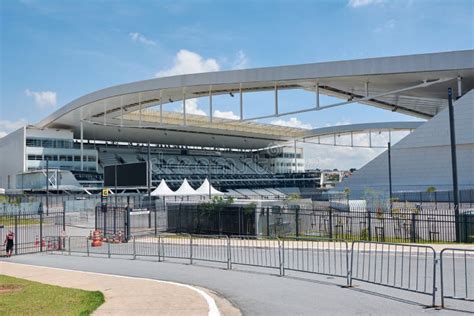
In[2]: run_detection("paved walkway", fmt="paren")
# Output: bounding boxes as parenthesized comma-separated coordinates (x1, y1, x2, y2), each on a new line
(0, 261, 240, 316)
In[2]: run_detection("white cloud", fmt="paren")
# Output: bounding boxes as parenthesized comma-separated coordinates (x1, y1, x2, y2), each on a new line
(0, 119, 28, 138)
(271, 117, 313, 129)
(25, 89, 57, 108)
(183, 99, 207, 116)
(213, 110, 239, 120)
(129, 32, 157, 46)
(304, 144, 383, 170)
(155, 49, 220, 77)
(232, 50, 248, 70)
(348, 0, 383, 8)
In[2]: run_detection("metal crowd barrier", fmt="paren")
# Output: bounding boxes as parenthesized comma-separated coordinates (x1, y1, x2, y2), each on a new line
(350, 241, 437, 306)
(52, 234, 474, 308)
(229, 236, 282, 272)
(282, 237, 349, 283)
(440, 248, 474, 308)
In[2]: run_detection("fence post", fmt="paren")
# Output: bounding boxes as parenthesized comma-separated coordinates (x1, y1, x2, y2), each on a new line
(39, 213, 44, 252)
(126, 207, 131, 241)
(279, 238, 284, 276)
(86, 237, 90, 257)
(367, 212, 372, 241)
(107, 242, 111, 258)
(226, 236, 231, 270)
(345, 241, 350, 287)
(133, 236, 136, 260)
(14, 216, 18, 255)
(266, 208, 270, 237)
(154, 208, 157, 236)
(349, 241, 355, 287)
(68, 237, 71, 256)
(157, 235, 161, 262)
(189, 235, 193, 265)
(295, 208, 300, 237)
(328, 209, 333, 239)
(62, 202, 66, 232)
(440, 250, 445, 308)
(432, 251, 438, 307)
(411, 213, 416, 243)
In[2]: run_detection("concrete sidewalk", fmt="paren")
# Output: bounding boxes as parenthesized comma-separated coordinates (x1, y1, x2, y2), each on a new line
(0, 261, 240, 316)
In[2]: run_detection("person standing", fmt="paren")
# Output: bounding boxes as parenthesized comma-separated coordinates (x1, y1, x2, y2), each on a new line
(4, 230, 14, 257)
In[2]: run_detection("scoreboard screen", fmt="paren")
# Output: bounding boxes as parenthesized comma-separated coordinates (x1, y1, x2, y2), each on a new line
(104, 162, 147, 187)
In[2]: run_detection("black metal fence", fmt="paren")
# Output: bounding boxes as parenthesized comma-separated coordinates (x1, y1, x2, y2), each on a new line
(94, 205, 167, 240)
(167, 205, 474, 244)
(0, 211, 65, 255)
(393, 189, 474, 206)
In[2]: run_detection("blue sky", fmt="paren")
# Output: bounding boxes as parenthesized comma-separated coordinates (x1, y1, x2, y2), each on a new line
(1, 0, 473, 168)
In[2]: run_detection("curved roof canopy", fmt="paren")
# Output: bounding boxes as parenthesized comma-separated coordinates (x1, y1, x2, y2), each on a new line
(37, 50, 474, 149)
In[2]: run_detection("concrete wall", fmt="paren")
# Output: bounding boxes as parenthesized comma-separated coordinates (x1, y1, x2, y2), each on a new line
(0, 127, 26, 189)
(336, 89, 474, 199)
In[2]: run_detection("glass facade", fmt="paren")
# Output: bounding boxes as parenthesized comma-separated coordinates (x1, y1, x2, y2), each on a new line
(25, 137, 97, 172)
(26, 137, 74, 149)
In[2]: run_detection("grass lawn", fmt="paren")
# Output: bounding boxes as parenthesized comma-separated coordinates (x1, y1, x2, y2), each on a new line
(0, 275, 104, 316)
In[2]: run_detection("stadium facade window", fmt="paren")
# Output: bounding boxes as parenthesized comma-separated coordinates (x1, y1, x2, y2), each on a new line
(59, 155, 73, 161)
(44, 155, 58, 161)
(26, 138, 74, 149)
(27, 155, 42, 160)
(26, 138, 42, 147)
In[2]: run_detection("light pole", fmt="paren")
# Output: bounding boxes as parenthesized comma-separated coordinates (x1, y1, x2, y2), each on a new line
(447, 87, 460, 242)
(45, 159, 49, 215)
(388, 141, 392, 212)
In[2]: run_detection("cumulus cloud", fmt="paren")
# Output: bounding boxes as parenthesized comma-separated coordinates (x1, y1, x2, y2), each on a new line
(271, 117, 313, 129)
(232, 50, 249, 70)
(25, 89, 57, 108)
(0, 119, 28, 138)
(213, 110, 239, 120)
(182, 99, 207, 116)
(155, 49, 220, 77)
(348, 0, 383, 7)
(129, 32, 157, 46)
(303, 145, 383, 170)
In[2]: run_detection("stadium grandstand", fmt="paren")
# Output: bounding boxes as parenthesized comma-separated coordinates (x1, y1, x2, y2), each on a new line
(0, 50, 473, 201)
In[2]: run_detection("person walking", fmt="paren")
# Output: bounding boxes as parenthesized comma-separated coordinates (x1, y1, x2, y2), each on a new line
(4, 230, 14, 257)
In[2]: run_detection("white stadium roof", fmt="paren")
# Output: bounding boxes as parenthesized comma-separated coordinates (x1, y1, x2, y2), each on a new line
(36, 50, 474, 149)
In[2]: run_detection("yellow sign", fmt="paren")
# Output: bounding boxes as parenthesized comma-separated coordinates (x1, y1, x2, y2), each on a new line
(102, 188, 109, 197)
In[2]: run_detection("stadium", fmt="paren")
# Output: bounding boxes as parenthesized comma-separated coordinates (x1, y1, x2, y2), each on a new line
(1, 49, 474, 313)
(1, 50, 472, 199)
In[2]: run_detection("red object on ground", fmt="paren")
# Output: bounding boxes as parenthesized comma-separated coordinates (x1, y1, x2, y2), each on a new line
(91, 230, 102, 247)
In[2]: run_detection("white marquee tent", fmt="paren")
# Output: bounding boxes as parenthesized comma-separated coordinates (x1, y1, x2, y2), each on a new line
(150, 179, 175, 196)
(174, 178, 200, 196)
(195, 178, 224, 196)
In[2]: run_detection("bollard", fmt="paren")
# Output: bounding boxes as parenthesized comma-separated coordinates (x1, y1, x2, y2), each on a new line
(68, 237, 71, 256)
(108, 242, 111, 258)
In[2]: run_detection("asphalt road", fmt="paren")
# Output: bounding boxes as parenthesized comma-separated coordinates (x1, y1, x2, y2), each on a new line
(2, 252, 473, 315)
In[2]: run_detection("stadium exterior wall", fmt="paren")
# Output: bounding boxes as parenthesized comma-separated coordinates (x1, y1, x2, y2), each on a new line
(0, 127, 26, 190)
(336, 89, 474, 199)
